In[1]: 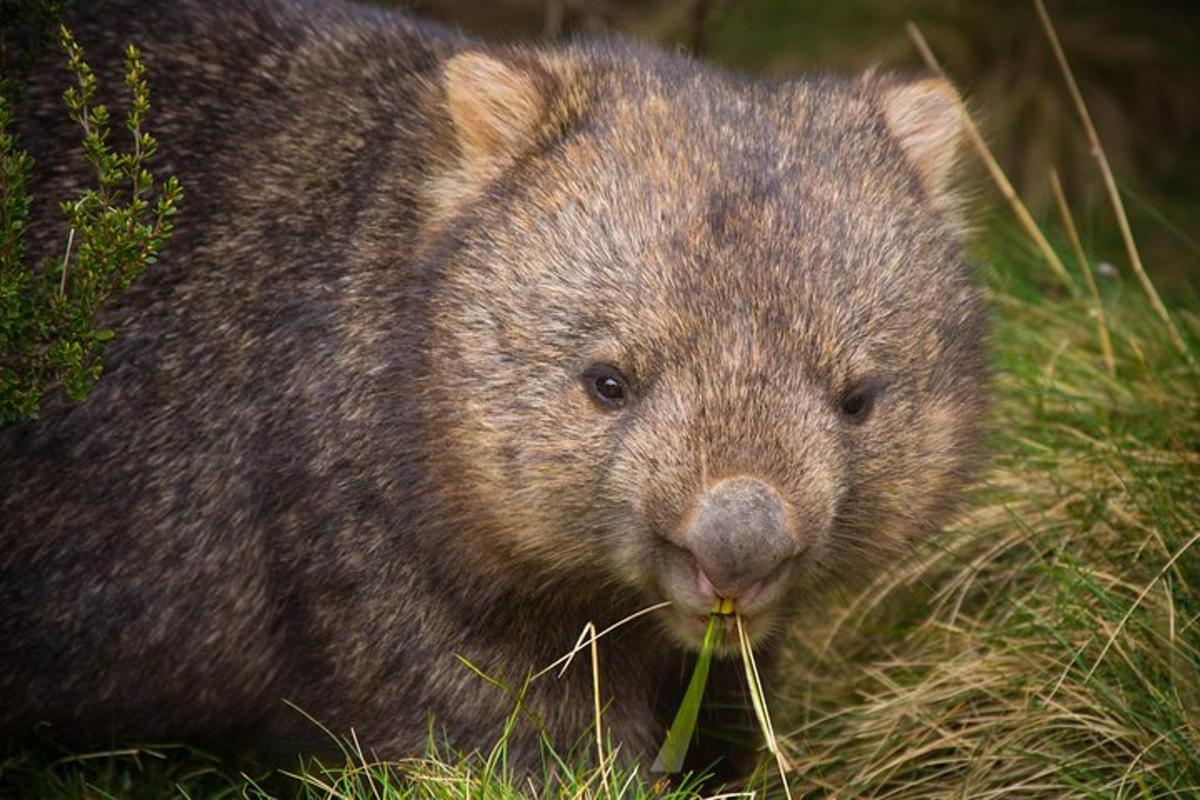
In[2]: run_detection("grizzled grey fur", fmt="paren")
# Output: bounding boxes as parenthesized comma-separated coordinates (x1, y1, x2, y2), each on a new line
(1, 0, 987, 776)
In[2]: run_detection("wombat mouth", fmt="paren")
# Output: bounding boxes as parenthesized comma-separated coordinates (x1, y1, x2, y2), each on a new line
(654, 538, 793, 649)
(670, 608, 772, 655)
(697, 570, 766, 608)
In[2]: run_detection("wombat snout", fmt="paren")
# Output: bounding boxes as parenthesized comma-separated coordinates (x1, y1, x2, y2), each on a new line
(685, 477, 799, 603)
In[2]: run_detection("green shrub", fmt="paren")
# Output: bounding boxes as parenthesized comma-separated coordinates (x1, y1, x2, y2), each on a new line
(0, 21, 181, 421)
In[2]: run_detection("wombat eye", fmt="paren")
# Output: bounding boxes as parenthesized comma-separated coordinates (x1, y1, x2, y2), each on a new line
(583, 363, 629, 409)
(839, 381, 878, 423)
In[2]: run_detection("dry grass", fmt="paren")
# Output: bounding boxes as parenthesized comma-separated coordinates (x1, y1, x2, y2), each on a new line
(762, 14, 1199, 795)
(767, 214, 1200, 795)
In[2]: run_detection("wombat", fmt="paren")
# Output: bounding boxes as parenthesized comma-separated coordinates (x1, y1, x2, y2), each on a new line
(0, 0, 987, 779)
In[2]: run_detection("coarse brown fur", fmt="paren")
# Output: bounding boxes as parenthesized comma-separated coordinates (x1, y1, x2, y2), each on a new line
(0, 0, 988, 779)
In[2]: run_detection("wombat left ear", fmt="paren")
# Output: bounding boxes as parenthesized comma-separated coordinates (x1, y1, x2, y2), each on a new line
(878, 77, 963, 198)
(442, 51, 559, 179)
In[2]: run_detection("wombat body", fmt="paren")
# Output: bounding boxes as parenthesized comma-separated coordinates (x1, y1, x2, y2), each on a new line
(1, 0, 987, 775)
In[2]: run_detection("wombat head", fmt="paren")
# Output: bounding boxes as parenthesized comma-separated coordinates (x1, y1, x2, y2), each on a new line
(419, 44, 986, 648)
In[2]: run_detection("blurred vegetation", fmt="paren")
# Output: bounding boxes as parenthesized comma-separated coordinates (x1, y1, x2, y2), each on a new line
(396, 0, 1200, 291)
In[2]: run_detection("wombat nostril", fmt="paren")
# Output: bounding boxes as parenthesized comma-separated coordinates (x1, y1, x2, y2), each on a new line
(684, 476, 796, 599)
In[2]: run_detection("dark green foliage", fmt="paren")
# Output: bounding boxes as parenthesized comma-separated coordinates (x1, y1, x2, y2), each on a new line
(0, 25, 180, 421)
(0, 745, 250, 800)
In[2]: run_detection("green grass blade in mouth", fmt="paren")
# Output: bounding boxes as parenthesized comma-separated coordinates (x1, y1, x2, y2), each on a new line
(651, 609, 724, 773)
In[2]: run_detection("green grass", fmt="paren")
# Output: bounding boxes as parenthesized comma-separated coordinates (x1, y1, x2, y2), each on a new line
(3, 212, 1197, 798)
(770, 212, 1200, 797)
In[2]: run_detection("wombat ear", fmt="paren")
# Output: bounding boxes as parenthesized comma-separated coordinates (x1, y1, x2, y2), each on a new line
(442, 51, 556, 177)
(878, 77, 963, 198)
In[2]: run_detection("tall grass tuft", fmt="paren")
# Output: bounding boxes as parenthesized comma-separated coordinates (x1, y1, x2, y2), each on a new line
(767, 7, 1198, 796)
(774, 222, 1199, 796)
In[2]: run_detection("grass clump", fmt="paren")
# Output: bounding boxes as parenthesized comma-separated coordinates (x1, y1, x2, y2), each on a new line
(771, 212, 1199, 797)
(764, 12, 1198, 793)
(0, 745, 250, 800)
(767, 13, 1199, 794)
(0, 728, 714, 800)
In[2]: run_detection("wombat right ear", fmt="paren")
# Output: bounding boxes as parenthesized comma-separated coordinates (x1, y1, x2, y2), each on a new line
(442, 52, 557, 180)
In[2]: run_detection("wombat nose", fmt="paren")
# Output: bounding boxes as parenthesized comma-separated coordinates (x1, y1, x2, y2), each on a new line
(684, 476, 797, 600)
